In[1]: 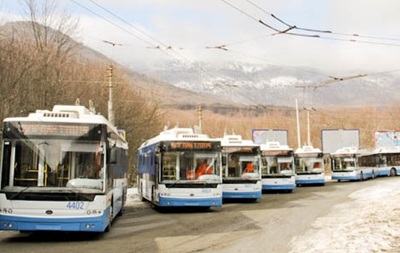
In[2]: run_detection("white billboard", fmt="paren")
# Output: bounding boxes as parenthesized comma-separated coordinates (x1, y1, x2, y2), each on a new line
(321, 129, 360, 154)
(252, 129, 288, 145)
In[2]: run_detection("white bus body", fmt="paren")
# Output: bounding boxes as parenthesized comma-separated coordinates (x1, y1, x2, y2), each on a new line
(294, 145, 325, 186)
(220, 135, 262, 200)
(260, 141, 296, 192)
(137, 127, 222, 208)
(0, 105, 129, 232)
(373, 147, 400, 177)
(331, 147, 376, 181)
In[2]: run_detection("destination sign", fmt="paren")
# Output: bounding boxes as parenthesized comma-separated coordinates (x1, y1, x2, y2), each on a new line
(262, 150, 291, 156)
(171, 142, 212, 149)
(163, 141, 219, 151)
(223, 147, 257, 153)
(19, 123, 90, 136)
(295, 153, 322, 158)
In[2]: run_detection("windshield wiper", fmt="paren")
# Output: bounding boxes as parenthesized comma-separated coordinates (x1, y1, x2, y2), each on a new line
(8, 187, 29, 200)
(65, 189, 95, 201)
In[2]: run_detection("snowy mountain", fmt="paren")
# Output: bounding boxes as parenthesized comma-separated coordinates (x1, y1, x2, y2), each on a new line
(134, 61, 400, 107)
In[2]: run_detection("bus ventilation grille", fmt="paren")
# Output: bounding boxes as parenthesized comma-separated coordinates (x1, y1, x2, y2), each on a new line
(43, 112, 73, 118)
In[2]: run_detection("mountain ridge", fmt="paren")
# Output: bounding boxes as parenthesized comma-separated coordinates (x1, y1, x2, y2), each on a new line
(135, 60, 400, 108)
(3, 21, 399, 109)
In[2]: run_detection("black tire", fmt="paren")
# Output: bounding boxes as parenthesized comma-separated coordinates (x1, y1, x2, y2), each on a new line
(140, 183, 146, 202)
(151, 186, 156, 209)
(360, 172, 364, 181)
(390, 168, 397, 177)
(105, 200, 113, 232)
(118, 194, 124, 217)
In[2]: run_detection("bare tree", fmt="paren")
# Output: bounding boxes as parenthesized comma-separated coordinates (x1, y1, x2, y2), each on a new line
(21, 0, 80, 108)
(0, 38, 35, 119)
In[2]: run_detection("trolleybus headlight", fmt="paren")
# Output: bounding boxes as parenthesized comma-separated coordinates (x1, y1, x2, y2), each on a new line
(2, 222, 13, 228)
(86, 210, 100, 215)
(1, 208, 12, 213)
(85, 224, 95, 229)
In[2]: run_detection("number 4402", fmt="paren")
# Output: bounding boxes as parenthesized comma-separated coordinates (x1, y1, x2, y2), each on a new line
(66, 201, 84, 209)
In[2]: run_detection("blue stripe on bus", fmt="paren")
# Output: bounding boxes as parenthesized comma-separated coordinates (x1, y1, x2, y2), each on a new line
(0, 208, 111, 232)
(332, 175, 360, 181)
(158, 196, 222, 207)
(262, 184, 296, 190)
(223, 191, 262, 199)
(295, 179, 325, 185)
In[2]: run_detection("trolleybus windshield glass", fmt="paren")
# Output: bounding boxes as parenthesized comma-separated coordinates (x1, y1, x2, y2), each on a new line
(160, 151, 220, 182)
(2, 138, 104, 191)
(333, 157, 356, 171)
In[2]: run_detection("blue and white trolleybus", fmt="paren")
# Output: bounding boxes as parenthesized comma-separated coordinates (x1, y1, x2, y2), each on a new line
(373, 147, 400, 177)
(294, 145, 325, 186)
(330, 147, 376, 181)
(137, 127, 222, 208)
(260, 141, 296, 192)
(220, 134, 262, 200)
(0, 105, 129, 232)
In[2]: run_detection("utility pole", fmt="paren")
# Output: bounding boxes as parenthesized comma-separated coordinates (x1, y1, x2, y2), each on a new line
(306, 108, 311, 146)
(296, 99, 301, 149)
(198, 105, 202, 134)
(107, 65, 114, 125)
(102, 40, 122, 126)
(295, 74, 367, 147)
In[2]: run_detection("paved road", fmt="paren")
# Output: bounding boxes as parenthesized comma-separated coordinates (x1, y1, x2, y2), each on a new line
(0, 177, 390, 253)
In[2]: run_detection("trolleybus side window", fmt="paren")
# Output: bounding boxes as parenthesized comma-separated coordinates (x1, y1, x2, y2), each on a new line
(388, 154, 400, 166)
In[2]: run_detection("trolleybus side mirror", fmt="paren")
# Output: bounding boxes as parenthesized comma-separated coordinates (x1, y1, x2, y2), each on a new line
(261, 157, 267, 166)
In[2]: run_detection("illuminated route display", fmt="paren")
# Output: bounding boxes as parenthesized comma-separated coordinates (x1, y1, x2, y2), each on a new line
(19, 123, 90, 136)
(162, 141, 220, 151)
(3, 122, 104, 140)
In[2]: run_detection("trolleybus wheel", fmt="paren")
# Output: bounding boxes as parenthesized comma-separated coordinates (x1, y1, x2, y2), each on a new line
(151, 186, 156, 209)
(390, 168, 397, 177)
(118, 194, 124, 216)
(140, 183, 146, 202)
(105, 200, 113, 232)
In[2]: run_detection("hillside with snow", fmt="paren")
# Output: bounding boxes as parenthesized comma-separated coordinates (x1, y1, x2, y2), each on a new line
(135, 61, 400, 107)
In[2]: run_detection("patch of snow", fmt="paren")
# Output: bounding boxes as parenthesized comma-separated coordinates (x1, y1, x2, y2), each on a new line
(289, 180, 400, 253)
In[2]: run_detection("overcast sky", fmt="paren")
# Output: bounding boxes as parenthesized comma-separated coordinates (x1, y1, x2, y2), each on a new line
(3, 0, 400, 76)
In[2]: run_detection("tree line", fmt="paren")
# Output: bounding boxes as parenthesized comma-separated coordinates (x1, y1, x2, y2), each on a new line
(0, 0, 165, 186)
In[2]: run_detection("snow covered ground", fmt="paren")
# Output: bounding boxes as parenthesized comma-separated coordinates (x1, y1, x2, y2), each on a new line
(289, 179, 400, 253)
(126, 179, 400, 252)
